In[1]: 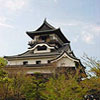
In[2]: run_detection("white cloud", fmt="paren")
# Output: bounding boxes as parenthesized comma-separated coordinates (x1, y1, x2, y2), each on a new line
(5, 0, 28, 11)
(81, 31, 94, 44)
(54, 0, 57, 2)
(81, 24, 100, 44)
(72, 35, 80, 43)
(0, 0, 29, 12)
(0, 16, 14, 28)
(91, 25, 100, 35)
(0, 0, 30, 28)
(60, 23, 78, 26)
(0, 16, 6, 23)
(53, 21, 78, 27)
(54, 20, 100, 44)
(0, 23, 14, 28)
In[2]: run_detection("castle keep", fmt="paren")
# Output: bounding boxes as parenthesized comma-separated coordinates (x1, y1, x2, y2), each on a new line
(4, 20, 85, 76)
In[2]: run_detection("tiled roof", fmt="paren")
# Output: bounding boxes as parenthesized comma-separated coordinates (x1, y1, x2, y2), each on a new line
(4, 44, 72, 59)
(35, 19, 56, 31)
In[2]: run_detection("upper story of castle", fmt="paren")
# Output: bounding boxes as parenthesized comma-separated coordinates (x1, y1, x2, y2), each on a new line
(26, 19, 70, 50)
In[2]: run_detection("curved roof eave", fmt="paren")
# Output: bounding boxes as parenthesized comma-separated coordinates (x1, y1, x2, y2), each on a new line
(26, 28, 70, 43)
(57, 28, 70, 43)
(4, 50, 29, 58)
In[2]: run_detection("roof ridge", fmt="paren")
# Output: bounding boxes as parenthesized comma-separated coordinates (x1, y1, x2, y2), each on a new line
(35, 19, 56, 31)
(44, 19, 56, 29)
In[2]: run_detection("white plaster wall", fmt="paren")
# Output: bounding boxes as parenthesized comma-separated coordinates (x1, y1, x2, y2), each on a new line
(34, 36, 39, 41)
(7, 56, 75, 68)
(8, 60, 23, 65)
(29, 43, 54, 53)
(57, 57, 75, 67)
(34, 48, 51, 53)
(8, 58, 52, 65)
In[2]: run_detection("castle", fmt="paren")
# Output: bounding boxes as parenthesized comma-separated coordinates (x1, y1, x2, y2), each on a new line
(4, 19, 85, 77)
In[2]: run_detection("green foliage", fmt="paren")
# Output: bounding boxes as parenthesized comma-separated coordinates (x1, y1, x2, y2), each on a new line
(83, 54, 100, 77)
(0, 56, 100, 100)
(82, 55, 100, 99)
(43, 74, 87, 100)
(0, 57, 11, 100)
(10, 73, 26, 100)
(0, 57, 7, 68)
(24, 73, 46, 100)
(0, 57, 7, 79)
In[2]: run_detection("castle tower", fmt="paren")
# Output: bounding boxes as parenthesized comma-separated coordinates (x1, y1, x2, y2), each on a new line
(4, 19, 85, 77)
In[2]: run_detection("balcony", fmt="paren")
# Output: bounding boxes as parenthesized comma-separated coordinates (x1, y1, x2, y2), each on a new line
(48, 39, 62, 47)
(28, 39, 62, 48)
(28, 40, 47, 46)
(28, 40, 35, 46)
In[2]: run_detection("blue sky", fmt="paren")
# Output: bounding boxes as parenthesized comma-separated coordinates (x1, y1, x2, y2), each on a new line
(0, 0, 100, 60)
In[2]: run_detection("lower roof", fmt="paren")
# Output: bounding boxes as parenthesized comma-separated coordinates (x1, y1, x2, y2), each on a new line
(4, 43, 85, 69)
(4, 44, 79, 65)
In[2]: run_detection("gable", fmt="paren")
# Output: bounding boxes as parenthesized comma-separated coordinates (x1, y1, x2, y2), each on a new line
(50, 52, 79, 63)
(57, 57, 75, 67)
(29, 43, 55, 53)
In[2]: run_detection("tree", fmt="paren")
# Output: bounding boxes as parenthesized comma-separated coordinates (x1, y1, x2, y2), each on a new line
(43, 73, 87, 100)
(0, 58, 25, 100)
(83, 54, 100, 77)
(24, 73, 46, 100)
(10, 73, 26, 100)
(82, 55, 100, 99)
(0, 57, 12, 100)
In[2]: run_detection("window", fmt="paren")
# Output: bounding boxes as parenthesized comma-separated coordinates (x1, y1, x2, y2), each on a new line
(50, 36, 53, 40)
(23, 61, 28, 65)
(41, 36, 46, 41)
(51, 49, 54, 52)
(37, 45, 47, 51)
(39, 35, 49, 42)
(48, 60, 50, 63)
(36, 61, 41, 64)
